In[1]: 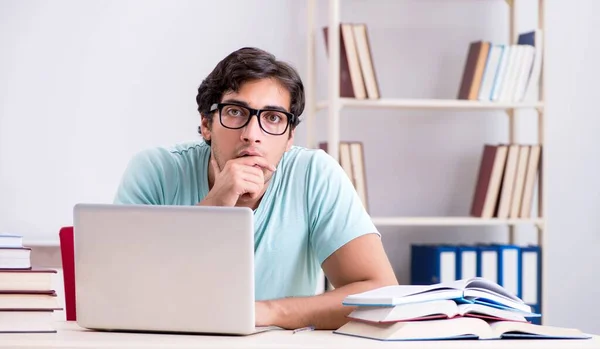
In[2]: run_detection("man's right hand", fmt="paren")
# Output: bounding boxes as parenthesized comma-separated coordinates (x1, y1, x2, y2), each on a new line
(199, 154, 276, 207)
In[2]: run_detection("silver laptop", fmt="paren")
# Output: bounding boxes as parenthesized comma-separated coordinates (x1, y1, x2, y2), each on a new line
(73, 203, 269, 335)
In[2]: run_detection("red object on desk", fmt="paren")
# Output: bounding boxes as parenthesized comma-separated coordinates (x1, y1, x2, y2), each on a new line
(59, 226, 76, 321)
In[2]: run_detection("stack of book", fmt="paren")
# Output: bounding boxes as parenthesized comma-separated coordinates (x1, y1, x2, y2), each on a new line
(470, 143, 541, 219)
(323, 23, 381, 100)
(457, 30, 543, 102)
(0, 234, 61, 333)
(334, 277, 590, 341)
(410, 243, 542, 325)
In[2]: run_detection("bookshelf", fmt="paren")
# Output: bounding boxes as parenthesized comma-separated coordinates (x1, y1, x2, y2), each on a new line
(305, 0, 546, 322)
(316, 98, 543, 111)
(371, 217, 544, 228)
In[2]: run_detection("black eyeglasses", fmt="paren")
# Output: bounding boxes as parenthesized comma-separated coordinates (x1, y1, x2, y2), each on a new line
(209, 103, 295, 136)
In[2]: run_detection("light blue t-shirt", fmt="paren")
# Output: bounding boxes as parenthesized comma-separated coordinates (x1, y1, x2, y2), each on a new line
(113, 141, 378, 300)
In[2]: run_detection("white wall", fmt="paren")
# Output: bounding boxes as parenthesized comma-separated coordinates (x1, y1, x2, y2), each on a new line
(1, 0, 599, 334)
(543, 0, 600, 333)
(0, 0, 306, 243)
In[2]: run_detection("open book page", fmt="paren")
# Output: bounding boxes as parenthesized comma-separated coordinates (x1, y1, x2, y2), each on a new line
(347, 300, 529, 323)
(342, 286, 463, 306)
(335, 317, 491, 341)
(347, 300, 457, 323)
(457, 303, 527, 322)
(466, 288, 532, 313)
(490, 321, 591, 339)
(343, 277, 531, 313)
(438, 277, 523, 303)
(334, 317, 591, 341)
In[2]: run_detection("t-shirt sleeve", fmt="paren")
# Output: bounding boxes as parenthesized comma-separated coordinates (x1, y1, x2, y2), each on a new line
(307, 149, 379, 265)
(113, 148, 174, 205)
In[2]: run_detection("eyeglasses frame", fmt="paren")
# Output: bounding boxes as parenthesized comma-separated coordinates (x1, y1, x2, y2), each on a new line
(209, 103, 295, 136)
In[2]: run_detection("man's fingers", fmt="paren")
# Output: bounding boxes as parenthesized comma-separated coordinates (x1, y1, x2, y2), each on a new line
(243, 181, 263, 199)
(238, 164, 266, 178)
(235, 156, 276, 172)
(241, 171, 264, 186)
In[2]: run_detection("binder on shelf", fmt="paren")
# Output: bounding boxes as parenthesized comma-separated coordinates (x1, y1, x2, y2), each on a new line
(476, 244, 498, 284)
(519, 245, 542, 325)
(455, 245, 478, 281)
(493, 244, 521, 299)
(411, 244, 457, 285)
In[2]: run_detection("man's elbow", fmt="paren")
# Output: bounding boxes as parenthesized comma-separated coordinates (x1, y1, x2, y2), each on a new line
(370, 271, 399, 288)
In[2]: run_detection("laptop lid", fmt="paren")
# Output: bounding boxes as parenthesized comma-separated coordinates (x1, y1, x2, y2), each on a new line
(73, 203, 256, 335)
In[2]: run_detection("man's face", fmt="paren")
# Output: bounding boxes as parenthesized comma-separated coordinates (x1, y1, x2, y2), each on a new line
(201, 78, 295, 184)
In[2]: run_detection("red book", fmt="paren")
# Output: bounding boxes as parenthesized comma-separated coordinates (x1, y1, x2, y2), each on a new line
(59, 226, 76, 321)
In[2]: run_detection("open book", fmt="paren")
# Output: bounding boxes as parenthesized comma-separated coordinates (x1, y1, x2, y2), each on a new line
(347, 299, 532, 323)
(334, 317, 591, 341)
(342, 277, 532, 313)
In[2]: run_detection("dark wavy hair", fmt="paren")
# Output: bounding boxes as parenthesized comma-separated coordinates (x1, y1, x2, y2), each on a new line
(196, 47, 305, 144)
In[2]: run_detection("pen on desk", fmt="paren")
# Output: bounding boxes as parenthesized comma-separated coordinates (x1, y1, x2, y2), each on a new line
(292, 325, 315, 334)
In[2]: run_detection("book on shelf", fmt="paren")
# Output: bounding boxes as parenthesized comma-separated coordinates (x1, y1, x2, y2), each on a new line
(470, 143, 541, 219)
(470, 144, 508, 218)
(323, 23, 380, 99)
(457, 30, 543, 103)
(519, 29, 544, 102)
(334, 316, 590, 341)
(319, 141, 369, 212)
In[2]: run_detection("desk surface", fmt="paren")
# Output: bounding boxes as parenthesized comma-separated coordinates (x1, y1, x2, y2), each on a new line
(2, 322, 599, 349)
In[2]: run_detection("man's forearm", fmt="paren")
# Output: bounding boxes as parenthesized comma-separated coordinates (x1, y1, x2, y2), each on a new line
(261, 279, 389, 330)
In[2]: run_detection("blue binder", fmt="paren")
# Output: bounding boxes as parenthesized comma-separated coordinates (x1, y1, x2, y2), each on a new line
(410, 244, 457, 285)
(475, 244, 522, 299)
(476, 244, 499, 284)
(519, 245, 542, 325)
(494, 244, 522, 299)
(456, 245, 478, 280)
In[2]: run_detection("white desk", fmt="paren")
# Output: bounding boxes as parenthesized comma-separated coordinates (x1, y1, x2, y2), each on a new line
(1, 322, 600, 349)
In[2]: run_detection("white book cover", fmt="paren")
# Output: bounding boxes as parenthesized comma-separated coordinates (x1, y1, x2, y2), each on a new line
(478, 45, 505, 101)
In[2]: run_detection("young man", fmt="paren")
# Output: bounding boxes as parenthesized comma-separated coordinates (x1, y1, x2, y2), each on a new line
(113, 47, 398, 330)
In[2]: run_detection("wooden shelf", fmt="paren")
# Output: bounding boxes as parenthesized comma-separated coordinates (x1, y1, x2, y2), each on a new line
(316, 98, 544, 111)
(371, 216, 544, 227)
